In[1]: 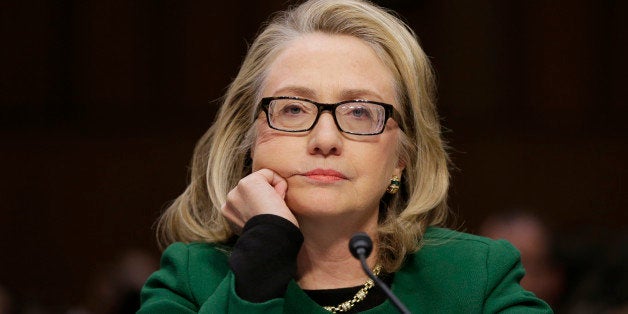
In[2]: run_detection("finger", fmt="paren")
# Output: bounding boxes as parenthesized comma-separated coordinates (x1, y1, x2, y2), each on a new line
(274, 179, 287, 199)
(255, 168, 288, 196)
(248, 169, 297, 226)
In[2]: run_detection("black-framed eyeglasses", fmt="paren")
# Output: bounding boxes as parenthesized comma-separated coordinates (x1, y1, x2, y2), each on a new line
(258, 96, 403, 135)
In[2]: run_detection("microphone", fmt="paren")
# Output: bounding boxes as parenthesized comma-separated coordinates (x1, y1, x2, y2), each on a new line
(349, 232, 411, 314)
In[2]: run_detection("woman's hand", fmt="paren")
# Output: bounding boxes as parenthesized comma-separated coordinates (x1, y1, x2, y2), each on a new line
(221, 168, 298, 229)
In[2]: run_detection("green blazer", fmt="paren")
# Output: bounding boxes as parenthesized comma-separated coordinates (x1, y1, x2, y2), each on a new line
(139, 227, 552, 313)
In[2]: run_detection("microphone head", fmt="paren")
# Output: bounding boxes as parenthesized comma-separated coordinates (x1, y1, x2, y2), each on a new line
(349, 232, 373, 259)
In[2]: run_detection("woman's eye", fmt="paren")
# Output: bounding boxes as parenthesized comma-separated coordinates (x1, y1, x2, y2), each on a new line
(347, 106, 371, 118)
(282, 104, 302, 114)
(351, 107, 366, 117)
(278, 103, 310, 116)
(288, 106, 302, 114)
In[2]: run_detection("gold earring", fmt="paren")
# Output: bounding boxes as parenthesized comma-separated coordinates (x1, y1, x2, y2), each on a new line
(386, 176, 400, 194)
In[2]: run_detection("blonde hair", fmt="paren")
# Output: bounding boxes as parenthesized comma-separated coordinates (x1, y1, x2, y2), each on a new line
(156, 0, 450, 272)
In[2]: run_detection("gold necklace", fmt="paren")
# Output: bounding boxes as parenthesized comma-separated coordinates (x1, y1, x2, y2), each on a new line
(323, 264, 382, 313)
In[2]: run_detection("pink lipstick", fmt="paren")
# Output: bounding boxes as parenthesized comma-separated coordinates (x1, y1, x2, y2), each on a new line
(303, 169, 347, 182)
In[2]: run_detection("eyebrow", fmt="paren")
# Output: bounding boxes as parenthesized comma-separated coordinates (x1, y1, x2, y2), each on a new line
(339, 89, 385, 102)
(272, 86, 386, 102)
(272, 86, 317, 99)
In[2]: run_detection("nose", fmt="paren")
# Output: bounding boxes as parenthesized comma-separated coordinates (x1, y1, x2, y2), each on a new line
(307, 112, 343, 156)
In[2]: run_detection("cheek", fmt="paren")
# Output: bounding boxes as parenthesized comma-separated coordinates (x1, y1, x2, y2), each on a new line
(251, 127, 272, 171)
(251, 125, 296, 173)
(348, 136, 400, 184)
(254, 125, 276, 147)
(375, 133, 402, 170)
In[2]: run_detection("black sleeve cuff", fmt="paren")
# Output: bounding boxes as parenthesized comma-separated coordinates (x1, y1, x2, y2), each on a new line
(229, 214, 303, 302)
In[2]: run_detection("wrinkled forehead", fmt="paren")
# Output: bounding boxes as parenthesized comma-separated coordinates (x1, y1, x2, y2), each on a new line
(260, 33, 399, 105)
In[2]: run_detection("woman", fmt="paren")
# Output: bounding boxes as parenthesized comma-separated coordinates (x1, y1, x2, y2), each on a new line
(139, 0, 552, 312)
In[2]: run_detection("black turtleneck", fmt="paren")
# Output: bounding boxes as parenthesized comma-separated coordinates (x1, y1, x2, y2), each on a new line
(228, 214, 392, 311)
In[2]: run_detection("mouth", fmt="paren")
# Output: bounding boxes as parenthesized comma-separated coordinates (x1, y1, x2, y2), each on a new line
(302, 169, 348, 182)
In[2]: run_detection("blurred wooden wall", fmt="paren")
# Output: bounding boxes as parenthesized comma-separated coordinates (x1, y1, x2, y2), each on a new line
(1, 0, 626, 311)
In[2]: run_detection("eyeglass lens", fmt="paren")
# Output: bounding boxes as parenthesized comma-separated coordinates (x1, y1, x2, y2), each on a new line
(267, 98, 387, 134)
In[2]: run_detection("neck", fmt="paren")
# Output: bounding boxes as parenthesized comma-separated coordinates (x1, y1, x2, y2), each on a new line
(295, 213, 379, 290)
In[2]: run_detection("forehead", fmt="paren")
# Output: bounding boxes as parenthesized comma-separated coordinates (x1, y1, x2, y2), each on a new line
(262, 33, 396, 104)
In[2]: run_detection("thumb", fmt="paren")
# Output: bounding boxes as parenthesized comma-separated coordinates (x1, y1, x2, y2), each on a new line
(256, 168, 288, 199)
(268, 170, 287, 199)
(273, 178, 288, 199)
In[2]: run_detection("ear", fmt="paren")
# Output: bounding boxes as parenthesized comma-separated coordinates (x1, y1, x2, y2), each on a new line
(393, 157, 406, 177)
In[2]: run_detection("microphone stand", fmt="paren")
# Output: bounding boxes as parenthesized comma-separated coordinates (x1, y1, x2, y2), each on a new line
(351, 233, 411, 314)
